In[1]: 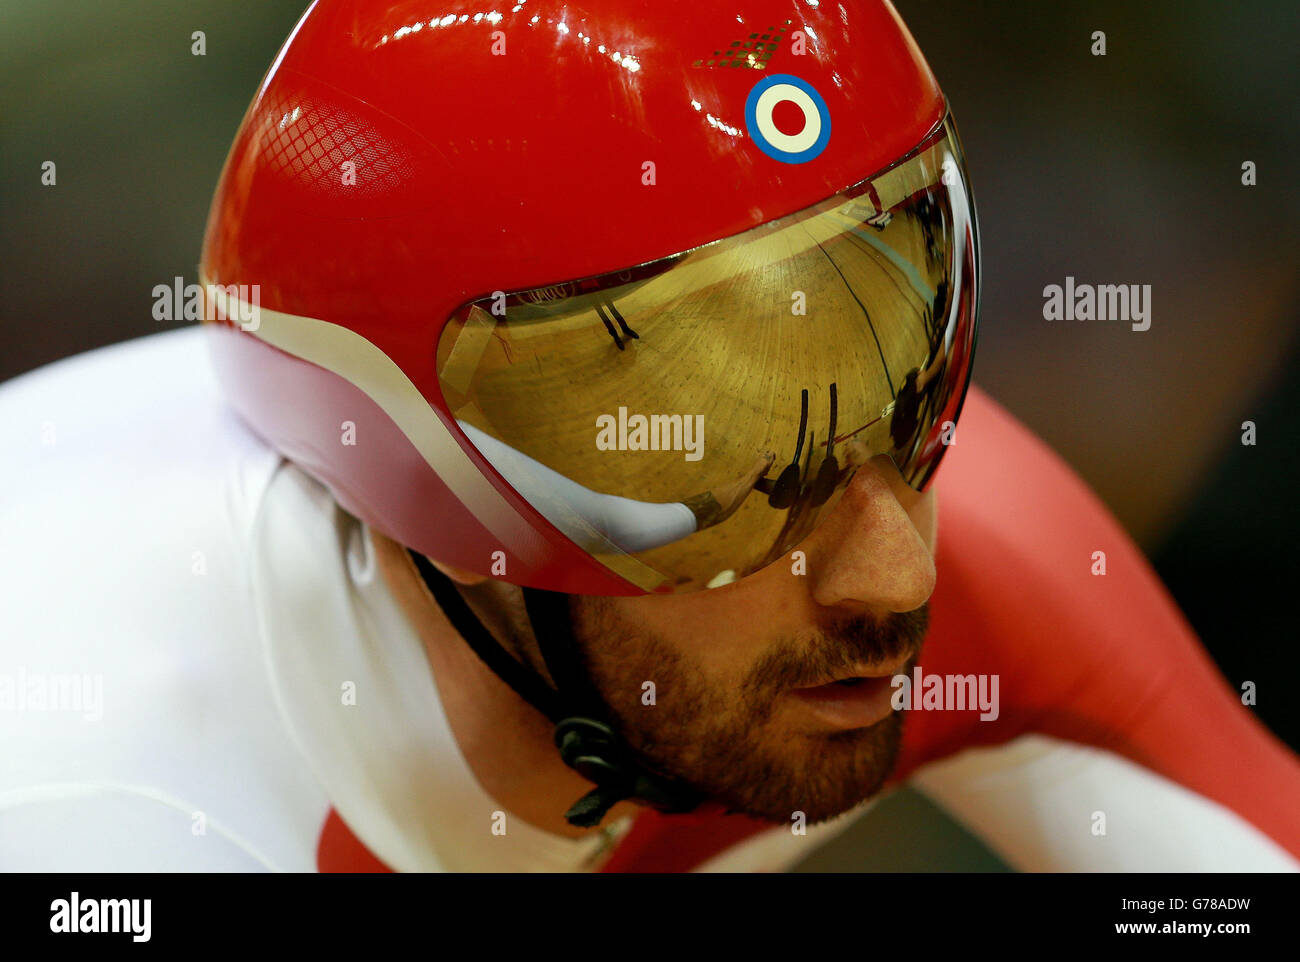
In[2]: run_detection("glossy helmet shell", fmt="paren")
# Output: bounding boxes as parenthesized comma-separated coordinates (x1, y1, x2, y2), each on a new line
(200, 0, 947, 594)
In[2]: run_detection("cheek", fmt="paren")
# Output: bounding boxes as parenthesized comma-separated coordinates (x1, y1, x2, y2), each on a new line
(604, 593, 768, 686)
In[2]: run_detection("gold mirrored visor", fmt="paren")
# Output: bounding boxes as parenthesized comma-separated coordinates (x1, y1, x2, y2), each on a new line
(436, 112, 979, 593)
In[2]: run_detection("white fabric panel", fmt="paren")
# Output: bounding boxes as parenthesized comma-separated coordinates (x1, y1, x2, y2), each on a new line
(911, 735, 1300, 871)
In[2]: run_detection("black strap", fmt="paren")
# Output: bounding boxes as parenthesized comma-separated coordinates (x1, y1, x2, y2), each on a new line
(407, 550, 566, 723)
(521, 586, 607, 718)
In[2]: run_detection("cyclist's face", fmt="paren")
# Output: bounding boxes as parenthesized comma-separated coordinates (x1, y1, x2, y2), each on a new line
(571, 455, 937, 823)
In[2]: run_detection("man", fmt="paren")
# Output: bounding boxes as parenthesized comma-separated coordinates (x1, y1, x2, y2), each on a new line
(2, 0, 1296, 872)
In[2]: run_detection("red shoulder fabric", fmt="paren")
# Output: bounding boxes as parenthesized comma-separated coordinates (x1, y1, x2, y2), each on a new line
(318, 809, 393, 873)
(890, 384, 1300, 858)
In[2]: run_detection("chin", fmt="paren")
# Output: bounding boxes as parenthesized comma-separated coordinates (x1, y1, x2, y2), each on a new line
(693, 713, 904, 825)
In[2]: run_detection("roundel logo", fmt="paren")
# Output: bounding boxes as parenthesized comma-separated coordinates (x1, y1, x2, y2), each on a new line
(745, 74, 831, 164)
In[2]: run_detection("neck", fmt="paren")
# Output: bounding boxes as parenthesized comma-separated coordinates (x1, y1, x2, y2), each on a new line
(370, 530, 641, 840)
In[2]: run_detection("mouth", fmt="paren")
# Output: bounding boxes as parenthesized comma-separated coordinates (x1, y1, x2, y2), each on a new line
(784, 660, 911, 731)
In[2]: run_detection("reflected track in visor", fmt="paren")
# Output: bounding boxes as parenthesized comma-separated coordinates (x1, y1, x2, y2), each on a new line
(435, 112, 980, 593)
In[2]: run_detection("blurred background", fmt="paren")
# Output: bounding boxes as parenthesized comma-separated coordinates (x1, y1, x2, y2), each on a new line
(1, 1, 1296, 868)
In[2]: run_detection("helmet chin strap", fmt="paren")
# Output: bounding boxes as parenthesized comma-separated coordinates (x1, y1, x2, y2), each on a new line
(406, 550, 706, 828)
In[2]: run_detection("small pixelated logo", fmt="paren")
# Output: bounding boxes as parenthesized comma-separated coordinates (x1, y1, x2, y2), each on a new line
(692, 20, 792, 70)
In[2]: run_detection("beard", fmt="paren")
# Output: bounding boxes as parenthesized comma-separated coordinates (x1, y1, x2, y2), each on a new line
(567, 598, 929, 825)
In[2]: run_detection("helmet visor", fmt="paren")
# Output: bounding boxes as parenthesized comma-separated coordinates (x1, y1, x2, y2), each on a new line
(435, 110, 979, 593)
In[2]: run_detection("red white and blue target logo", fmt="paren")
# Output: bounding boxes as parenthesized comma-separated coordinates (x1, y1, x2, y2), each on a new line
(745, 74, 831, 164)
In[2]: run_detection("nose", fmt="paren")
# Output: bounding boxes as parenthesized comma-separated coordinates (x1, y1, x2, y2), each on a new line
(806, 455, 937, 614)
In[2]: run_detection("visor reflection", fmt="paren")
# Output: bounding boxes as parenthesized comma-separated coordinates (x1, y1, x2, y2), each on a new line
(437, 113, 978, 592)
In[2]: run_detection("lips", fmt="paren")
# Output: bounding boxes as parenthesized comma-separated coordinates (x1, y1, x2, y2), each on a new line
(804, 656, 913, 688)
(785, 660, 911, 731)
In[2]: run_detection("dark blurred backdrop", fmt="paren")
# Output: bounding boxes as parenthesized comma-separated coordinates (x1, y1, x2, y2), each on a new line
(2, 1, 1297, 756)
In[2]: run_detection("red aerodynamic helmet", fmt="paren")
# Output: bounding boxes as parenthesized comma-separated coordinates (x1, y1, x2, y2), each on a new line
(200, 0, 980, 599)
